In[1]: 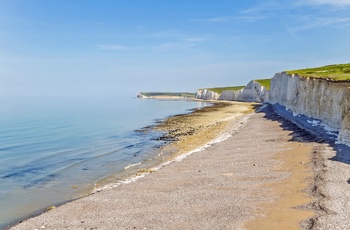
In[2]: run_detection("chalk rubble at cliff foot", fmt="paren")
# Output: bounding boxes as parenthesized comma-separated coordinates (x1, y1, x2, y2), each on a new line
(270, 72, 350, 145)
(196, 80, 270, 102)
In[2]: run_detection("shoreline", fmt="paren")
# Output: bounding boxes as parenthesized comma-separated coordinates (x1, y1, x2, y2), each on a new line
(9, 102, 315, 229)
(91, 101, 258, 193)
(8, 101, 350, 229)
(95, 101, 255, 189)
(0, 99, 210, 229)
(5, 101, 256, 229)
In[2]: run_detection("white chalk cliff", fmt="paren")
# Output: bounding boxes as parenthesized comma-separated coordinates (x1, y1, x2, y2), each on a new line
(196, 80, 270, 102)
(195, 89, 220, 100)
(270, 72, 350, 145)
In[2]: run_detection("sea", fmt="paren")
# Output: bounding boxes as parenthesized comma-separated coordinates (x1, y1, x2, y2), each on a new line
(0, 96, 208, 229)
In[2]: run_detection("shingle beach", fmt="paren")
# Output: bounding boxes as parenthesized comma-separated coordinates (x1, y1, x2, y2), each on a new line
(10, 102, 350, 230)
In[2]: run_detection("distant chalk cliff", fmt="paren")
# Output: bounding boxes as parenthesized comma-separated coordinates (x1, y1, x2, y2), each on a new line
(195, 72, 350, 145)
(137, 92, 195, 99)
(195, 80, 270, 102)
(195, 89, 220, 100)
(140, 64, 350, 145)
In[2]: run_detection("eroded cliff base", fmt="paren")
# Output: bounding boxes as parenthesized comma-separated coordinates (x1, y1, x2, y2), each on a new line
(270, 104, 350, 229)
(270, 72, 350, 146)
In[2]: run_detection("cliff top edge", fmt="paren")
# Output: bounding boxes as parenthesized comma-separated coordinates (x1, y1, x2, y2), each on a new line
(285, 63, 350, 82)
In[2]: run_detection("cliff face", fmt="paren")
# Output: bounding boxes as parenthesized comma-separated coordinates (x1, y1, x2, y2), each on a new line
(137, 92, 196, 99)
(196, 80, 270, 102)
(230, 80, 269, 102)
(270, 72, 350, 145)
(137, 92, 146, 98)
(195, 89, 220, 100)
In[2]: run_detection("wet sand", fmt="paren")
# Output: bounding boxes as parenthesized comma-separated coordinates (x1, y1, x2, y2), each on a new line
(9, 102, 350, 229)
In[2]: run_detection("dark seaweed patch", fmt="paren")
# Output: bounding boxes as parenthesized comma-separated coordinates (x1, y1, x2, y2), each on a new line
(2, 167, 44, 179)
(23, 174, 57, 189)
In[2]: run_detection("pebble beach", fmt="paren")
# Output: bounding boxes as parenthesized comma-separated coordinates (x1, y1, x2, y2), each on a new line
(9, 102, 350, 229)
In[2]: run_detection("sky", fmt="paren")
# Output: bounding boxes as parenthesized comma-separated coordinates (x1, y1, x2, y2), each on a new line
(0, 0, 350, 98)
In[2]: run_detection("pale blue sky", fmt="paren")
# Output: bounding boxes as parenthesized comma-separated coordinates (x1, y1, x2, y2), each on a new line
(0, 0, 350, 97)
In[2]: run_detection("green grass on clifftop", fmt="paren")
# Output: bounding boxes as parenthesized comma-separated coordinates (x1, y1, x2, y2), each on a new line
(286, 63, 350, 81)
(207, 86, 245, 94)
(254, 79, 271, 90)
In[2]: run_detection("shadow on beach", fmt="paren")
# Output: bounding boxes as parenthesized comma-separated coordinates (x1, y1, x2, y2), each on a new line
(257, 104, 350, 168)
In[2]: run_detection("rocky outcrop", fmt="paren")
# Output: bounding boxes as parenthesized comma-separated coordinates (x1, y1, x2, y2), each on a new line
(196, 80, 270, 102)
(270, 72, 350, 145)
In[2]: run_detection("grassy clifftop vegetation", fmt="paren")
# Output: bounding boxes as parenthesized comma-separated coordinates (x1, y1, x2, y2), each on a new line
(207, 79, 271, 94)
(286, 63, 350, 81)
(207, 86, 245, 94)
(254, 79, 271, 90)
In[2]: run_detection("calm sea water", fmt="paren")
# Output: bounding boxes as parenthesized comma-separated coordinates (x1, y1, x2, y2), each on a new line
(0, 96, 208, 228)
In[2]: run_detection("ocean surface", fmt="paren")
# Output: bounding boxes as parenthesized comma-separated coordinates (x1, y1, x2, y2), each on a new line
(0, 96, 208, 229)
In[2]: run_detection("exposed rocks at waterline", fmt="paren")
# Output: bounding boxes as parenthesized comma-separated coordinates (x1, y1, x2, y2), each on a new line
(154, 102, 256, 154)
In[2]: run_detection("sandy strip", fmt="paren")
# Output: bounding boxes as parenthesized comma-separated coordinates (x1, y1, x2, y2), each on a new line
(9, 102, 327, 230)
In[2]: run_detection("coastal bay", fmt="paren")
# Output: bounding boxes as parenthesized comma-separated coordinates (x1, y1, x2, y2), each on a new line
(10, 101, 347, 229)
(2, 1, 350, 229)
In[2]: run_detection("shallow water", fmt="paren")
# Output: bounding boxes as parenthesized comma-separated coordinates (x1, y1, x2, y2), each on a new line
(0, 96, 208, 228)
